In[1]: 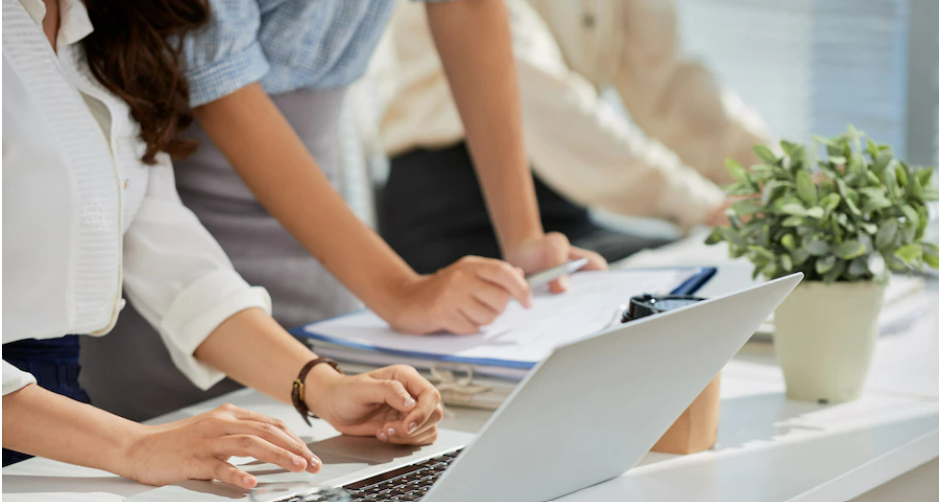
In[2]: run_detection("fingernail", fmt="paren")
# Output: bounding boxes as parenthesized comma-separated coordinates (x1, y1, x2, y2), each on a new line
(388, 427, 396, 437)
(309, 456, 319, 467)
(292, 456, 303, 467)
(378, 432, 387, 441)
(409, 422, 417, 434)
(243, 475, 255, 487)
(403, 398, 416, 408)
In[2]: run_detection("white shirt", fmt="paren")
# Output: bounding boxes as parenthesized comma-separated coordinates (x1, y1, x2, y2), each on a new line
(372, 0, 769, 230)
(2, 0, 271, 395)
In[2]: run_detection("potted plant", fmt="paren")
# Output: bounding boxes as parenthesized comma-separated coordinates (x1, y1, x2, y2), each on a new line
(707, 125, 939, 402)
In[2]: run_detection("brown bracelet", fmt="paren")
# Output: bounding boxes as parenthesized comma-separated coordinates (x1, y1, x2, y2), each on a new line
(292, 357, 342, 426)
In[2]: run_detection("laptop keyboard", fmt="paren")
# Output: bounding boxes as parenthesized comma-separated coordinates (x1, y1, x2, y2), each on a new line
(341, 448, 463, 501)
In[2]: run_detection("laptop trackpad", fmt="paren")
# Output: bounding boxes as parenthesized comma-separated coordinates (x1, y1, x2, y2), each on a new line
(240, 435, 421, 482)
(127, 429, 472, 501)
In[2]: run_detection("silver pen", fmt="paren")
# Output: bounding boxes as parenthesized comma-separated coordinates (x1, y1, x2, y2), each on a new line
(525, 258, 590, 289)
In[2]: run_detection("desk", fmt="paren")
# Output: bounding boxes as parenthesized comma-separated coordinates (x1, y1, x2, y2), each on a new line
(4, 244, 939, 502)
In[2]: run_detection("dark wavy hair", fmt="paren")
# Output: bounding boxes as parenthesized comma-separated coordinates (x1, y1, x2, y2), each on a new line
(81, 0, 210, 164)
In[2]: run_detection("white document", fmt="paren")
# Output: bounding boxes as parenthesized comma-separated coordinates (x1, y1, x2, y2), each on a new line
(303, 269, 698, 366)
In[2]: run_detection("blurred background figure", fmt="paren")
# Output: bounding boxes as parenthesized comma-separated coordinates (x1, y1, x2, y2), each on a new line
(370, 0, 771, 274)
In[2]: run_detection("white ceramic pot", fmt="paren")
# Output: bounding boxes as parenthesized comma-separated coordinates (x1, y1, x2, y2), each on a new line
(773, 280, 886, 403)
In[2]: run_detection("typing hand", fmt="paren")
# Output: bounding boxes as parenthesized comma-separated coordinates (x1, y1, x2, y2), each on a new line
(387, 256, 532, 335)
(125, 404, 321, 489)
(505, 232, 607, 293)
(308, 365, 443, 445)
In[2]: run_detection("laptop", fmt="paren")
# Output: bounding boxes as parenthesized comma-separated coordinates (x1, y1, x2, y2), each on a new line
(132, 273, 802, 502)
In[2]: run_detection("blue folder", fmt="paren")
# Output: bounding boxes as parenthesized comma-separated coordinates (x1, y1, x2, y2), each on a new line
(290, 267, 718, 371)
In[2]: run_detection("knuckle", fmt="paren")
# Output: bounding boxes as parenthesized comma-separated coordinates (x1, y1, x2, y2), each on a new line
(256, 423, 276, 437)
(271, 418, 287, 430)
(219, 403, 236, 411)
(238, 435, 256, 450)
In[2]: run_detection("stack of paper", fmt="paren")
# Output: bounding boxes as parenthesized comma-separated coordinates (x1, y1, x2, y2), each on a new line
(292, 268, 710, 409)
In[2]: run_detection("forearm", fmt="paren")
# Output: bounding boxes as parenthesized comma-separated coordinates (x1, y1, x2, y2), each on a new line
(516, 60, 724, 228)
(610, 0, 765, 184)
(193, 308, 338, 409)
(2, 384, 142, 477)
(193, 85, 418, 321)
(426, 0, 543, 253)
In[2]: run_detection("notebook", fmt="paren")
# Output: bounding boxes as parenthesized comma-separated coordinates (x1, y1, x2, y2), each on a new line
(290, 267, 716, 378)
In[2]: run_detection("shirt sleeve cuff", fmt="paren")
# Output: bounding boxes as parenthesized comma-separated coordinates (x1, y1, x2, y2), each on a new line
(657, 175, 727, 232)
(186, 40, 271, 107)
(3, 359, 37, 396)
(158, 269, 272, 390)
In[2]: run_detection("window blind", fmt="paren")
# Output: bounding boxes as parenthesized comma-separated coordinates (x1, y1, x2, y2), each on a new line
(672, 0, 910, 156)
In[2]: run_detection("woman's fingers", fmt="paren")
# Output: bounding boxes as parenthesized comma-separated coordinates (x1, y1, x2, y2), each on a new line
(390, 367, 443, 436)
(216, 404, 319, 473)
(473, 259, 532, 308)
(457, 298, 497, 327)
(207, 460, 256, 489)
(379, 424, 439, 445)
(472, 281, 512, 314)
(220, 419, 320, 473)
(568, 245, 607, 271)
(214, 435, 309, 474)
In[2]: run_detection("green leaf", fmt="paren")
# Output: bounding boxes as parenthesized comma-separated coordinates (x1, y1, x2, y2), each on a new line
(753, 144, 777, 164)
(833, 240, 867, 260)
(792, 248, 811, 265)
(820, 193, 842, 214)
(780, 140, 798, 158)
(726, 159, 750, 184)
(719, 227, 747, 248)
(780, 254, 793, 272)
(894, 244, 923, 263)
(780, 203, 807, 216)
(848, 257, 868, 276)
(731, 199, 762, 216)
(829, 156, 847, 165)
(782, 216, 805, 227)
(795, 171, 817, 205)
(917, 167, 933, 187)
(900, 205, 920, 230)
(824, 259, 847, 284)
(781, 233, 796, 250)
(804, 239, 830, 256)
(816, 256, 837, 275)
(725, 182, 758, 196)
(871, 153, 893, 175)
(875, 218, 898, 249)
(923, 243, 939, 269)
(895, 164, 908, 187)
(805, 206, 825, 219)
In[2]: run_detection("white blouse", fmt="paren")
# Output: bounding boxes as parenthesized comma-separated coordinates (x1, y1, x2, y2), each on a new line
(2, 0, 271, 395)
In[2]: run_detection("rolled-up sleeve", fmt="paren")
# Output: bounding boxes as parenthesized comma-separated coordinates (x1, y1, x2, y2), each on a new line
(122, 155, 271, 390)
(182, 0, 269, 107)
(3, 360, 37, 396)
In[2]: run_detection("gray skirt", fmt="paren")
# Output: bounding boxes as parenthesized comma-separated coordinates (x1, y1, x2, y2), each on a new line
(80, 88, 362, 421)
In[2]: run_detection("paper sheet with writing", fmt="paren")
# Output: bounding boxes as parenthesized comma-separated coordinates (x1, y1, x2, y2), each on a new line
(303, 269, 697, 366)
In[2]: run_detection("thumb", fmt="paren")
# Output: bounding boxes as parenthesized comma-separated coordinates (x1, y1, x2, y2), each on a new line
(544, 233, 571, 294)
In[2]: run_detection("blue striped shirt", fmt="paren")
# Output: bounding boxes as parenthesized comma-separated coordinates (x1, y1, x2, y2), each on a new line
(183, 0, 446, 107)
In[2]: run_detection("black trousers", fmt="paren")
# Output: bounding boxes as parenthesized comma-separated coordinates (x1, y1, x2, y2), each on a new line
(379, 142, 673, 274)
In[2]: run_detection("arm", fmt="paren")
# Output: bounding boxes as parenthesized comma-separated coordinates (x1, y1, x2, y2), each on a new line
(607, 0, 769, 185)
(510, 19, 726, 230)
(193, 84, 530, 334)
(425, 0, 606, 288)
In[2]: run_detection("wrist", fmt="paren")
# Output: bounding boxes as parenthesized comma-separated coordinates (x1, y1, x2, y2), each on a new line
(303, 363, 343, 419)
(113, 422, 152, 481)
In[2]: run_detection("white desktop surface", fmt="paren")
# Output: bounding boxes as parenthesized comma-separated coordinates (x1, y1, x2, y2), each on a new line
(4, 240, 939, 502)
